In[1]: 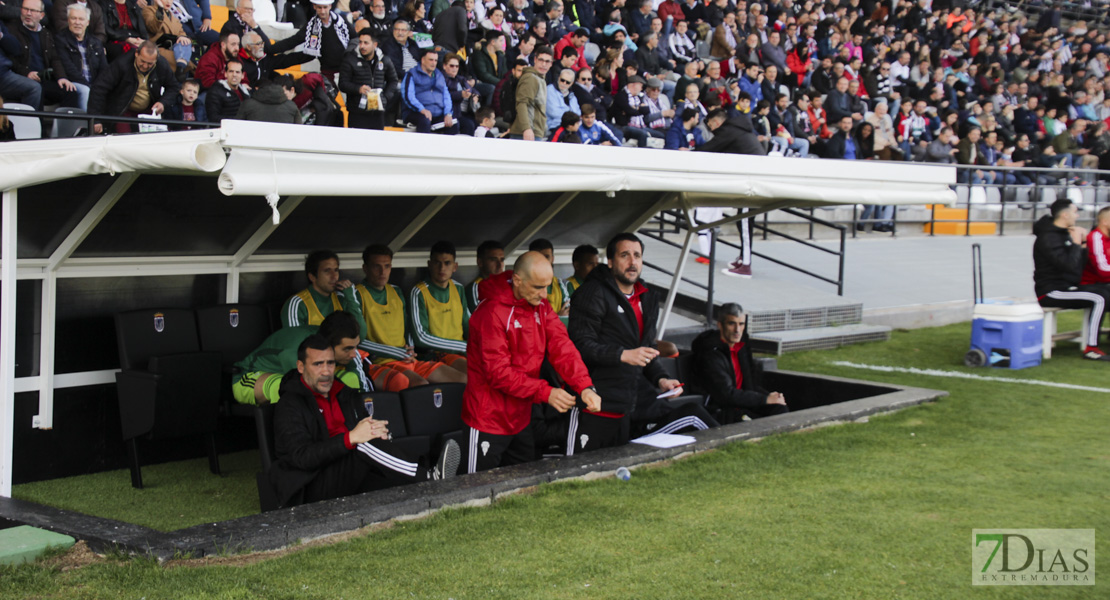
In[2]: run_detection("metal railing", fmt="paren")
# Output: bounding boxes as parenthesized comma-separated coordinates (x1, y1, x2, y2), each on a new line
(639, 207, 848, 322)
(0, 107, 220, 137)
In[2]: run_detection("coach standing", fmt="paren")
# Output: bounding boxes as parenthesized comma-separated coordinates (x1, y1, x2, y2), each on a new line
(462, 252, 601, 472)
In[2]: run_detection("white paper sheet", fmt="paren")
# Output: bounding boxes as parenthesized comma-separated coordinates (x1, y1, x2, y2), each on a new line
(630, 433, 696, 448)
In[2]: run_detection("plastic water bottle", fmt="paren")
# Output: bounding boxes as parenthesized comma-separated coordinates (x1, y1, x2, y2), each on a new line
(616, 467, 631, 481)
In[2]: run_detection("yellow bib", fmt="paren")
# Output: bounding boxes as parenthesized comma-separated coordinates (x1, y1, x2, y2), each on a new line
(296, 288, 342, 326)
(417, 281, 464, 342)
(547, 277, 565, 309)
(566, 276, 582, 296)
(356, 283, 406, 352)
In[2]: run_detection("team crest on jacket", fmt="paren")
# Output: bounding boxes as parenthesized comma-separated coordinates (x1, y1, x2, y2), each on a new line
(480, 441, 490, 456)
(513, 319, 521, 329)
(229, 308, 239, 328)
(433, 388, 443, 408)
(153, 312, 165, 332)
(579, 434, 589, 449)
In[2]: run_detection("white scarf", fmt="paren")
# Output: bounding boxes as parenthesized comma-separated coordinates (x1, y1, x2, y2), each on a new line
(304, 11, 349, 58)
(170, 0, 191, 23)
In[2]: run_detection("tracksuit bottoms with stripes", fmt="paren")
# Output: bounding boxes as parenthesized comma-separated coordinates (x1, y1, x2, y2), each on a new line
(302, 439, 426, 503)
(1039, 285, 1110, 348)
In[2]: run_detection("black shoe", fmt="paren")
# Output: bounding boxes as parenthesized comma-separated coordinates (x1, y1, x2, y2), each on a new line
(432, 439, 461, 480)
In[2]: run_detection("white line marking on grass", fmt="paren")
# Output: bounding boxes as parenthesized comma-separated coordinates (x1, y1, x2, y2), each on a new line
(829, 362, 1110, 394)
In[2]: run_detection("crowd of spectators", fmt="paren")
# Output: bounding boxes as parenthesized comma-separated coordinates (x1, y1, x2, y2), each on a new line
(3, 0, 1110, 177)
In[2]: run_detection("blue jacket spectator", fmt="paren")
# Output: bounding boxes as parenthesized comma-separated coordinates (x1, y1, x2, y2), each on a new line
(546, 80, 580, 132)
(665, 113, 704, 149)
(402, 62, 452, 118)
(738, 71, 763, 104)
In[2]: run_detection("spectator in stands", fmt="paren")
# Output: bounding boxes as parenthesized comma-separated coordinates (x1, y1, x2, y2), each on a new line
(205, 58, 250, 123)
(924, 126, 958, 164)
(1033, 198, 1110, 361)
(614, 74, 662, 145)
(301, 0, 350, 78)
(553, 27, 589, 71)
(578, 102, 621, 145)
(665, 106, 702, 150)
(236, 75, 302, 122)
(89, 41, 179, 133)
(8, 0, 78, 111)
(163, 77, 206, 125)
(667, 18, 695, 68)
(472, 30, 505, 105)
(466, 239, 505, 311)
(339, 28, 398, 130)
(565, 243, 598, 297)
(364, 0, 390, 40)
(281, 249, 363, 329)
(956, 125, 988, 183)
(270, 333, 460, 507)
(0, 20, 43, 110)
(222, 0, 271, 53)
(527, 238, 570, 315)
(691, 302, 788, 423)
(546, 67, 579, 133)
(102, 0, 149, 62)
(709, 9, 737, 60)
(697, 107, 765, 155)
(52, 0, 105, 43)
(737, 61, 762, 104)
(400, 47, 457, 133)
(866, 100, 900, 160)
(1053, 118, 1100, 172)
(350, 244, 466, 389)
(1081, 207, 1110, 286)
(824, 115, 856, 159)
(408, 240, 470, 371)
(567, 232, 714, 454)
(570, 67, 610, 122)
(196, 30, 240, 90)
(142, 0, 195, 77)
(431, 0, 466, 53)
(462, 251, 600, 472)
(55, 3, 107, 110)
(238, 31, 309, 88)
(440, 52, 477, 134)
(174, 0, 218, 48)
(382, 18, 418, 78)
(509, 44, 552, 140)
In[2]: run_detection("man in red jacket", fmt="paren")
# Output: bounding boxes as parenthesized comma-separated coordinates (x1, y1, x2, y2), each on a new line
(1081, 206, 1110, 285)
(462, 251, 601, 473)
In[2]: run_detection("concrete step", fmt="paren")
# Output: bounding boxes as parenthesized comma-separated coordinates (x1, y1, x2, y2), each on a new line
(0, 525, 75, 566)
(750, 323, 892, 355)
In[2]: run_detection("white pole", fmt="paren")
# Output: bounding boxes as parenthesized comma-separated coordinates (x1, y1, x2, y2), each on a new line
(658, 205, 698, 338)
(1, 189, 18, 497)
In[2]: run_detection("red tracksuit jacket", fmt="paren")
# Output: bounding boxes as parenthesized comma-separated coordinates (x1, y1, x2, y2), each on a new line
(461, 271, 594, 436)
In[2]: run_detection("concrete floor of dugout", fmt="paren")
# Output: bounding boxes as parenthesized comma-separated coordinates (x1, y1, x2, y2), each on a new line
(639, 229, 1037, 332)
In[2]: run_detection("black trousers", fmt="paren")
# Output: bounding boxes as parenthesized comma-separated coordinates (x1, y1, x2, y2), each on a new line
(348, 109, 386, 130)
(466, 425, 536, 473)
(302, 439, 425, 503)
(1039, 285, 1110, 348)
(716, 402, 790, 425)
(566, 409, 630, 455)
(631, 400, 719, 438)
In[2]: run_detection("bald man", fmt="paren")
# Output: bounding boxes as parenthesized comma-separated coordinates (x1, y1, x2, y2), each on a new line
(461, 251, 601, 472)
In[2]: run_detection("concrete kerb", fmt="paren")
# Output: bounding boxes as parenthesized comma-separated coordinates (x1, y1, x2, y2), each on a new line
(0, 371, 946, 561)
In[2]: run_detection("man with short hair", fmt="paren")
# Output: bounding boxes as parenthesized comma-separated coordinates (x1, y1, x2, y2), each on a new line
(578, 103, 622, 145)
(195, 30, 240, 90)
(565, 244, 599, 296)
(300, 0, 350, 78)
(567, 233, 710, 454)
(281, 250, 363, 331)
(381, 18, 419, 77)
(365, 0, 391, 40)
(408, 240, 470, 371)
(528, 238, 570, 315)
(55, 2, 107, 110)
(665, 106, 703, 149)
(339, 28, 399, 130)
(691, 303, 788, 423)
(205, 58, 251, 123)
(1034, 199, 1110, 361)
(401, 47, 458, 133)
(552, 27, 589, 72)
(1052, 118, 1100, 171)
(270, 334, 460, 508)
(8, 0, 78, 110)
(510, 44, 553, 140)
(88, 41, 180, 133)
(233, 311, 398, 405)
(221, 0, 271, 53)
(466, 240, 506, 312)
(351, 245, 467, 389)
(51, 0, 105, 43)
(1081, 207, 1110, 286)
(463, 251, 600, 472)
(823, 115, 856, 159)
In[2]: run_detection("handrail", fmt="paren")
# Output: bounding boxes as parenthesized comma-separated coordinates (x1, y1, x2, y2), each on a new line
(0, 107, 220, 136)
